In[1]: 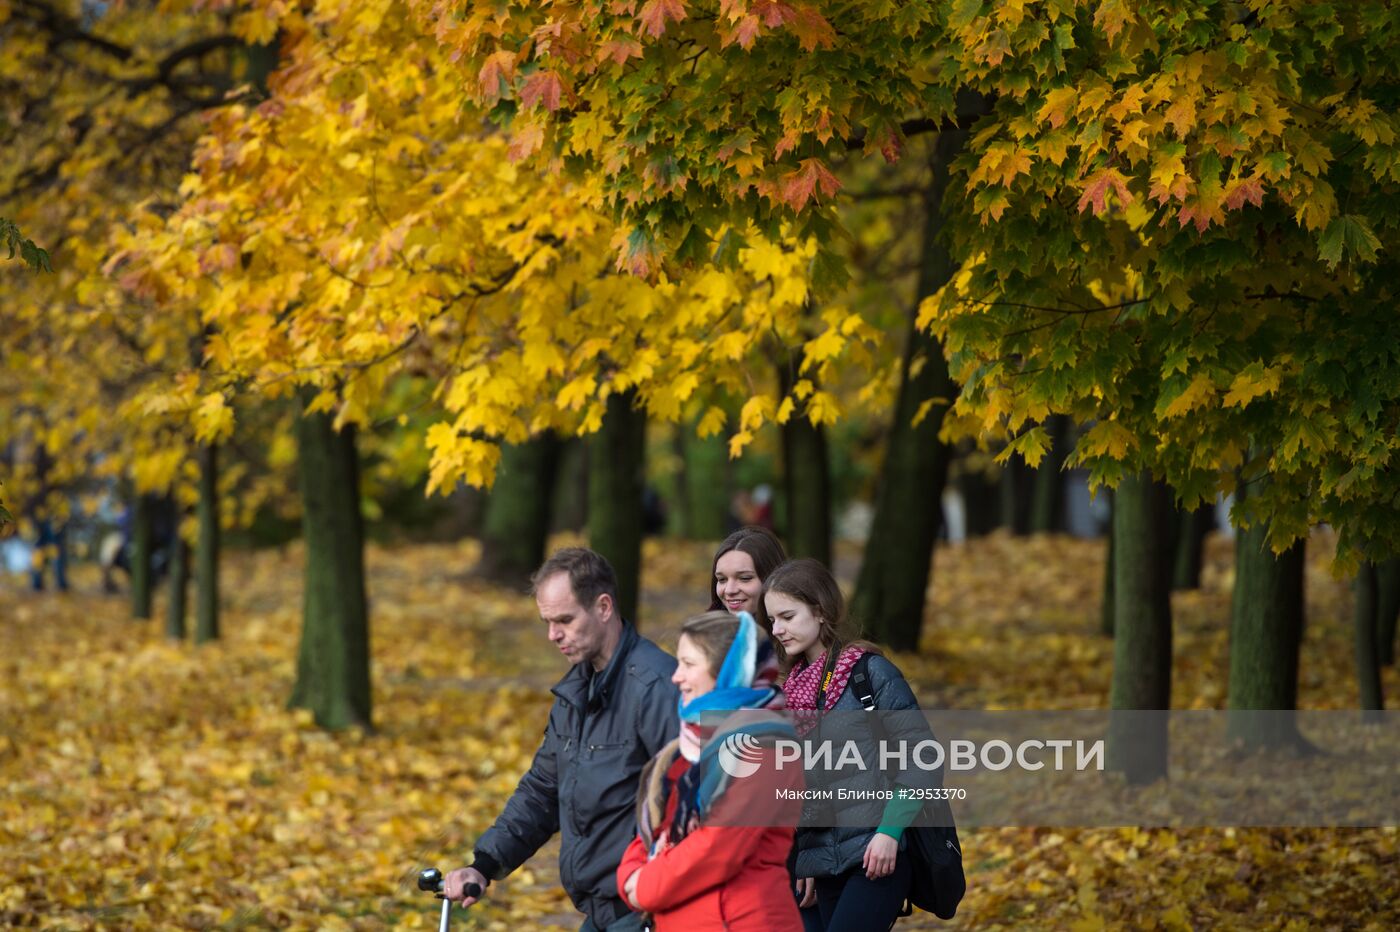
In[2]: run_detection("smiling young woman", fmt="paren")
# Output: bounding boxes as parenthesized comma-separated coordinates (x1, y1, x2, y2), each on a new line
(708, 526, 788, 619)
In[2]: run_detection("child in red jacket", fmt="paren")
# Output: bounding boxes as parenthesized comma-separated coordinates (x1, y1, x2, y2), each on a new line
(617, 611, 803, 931)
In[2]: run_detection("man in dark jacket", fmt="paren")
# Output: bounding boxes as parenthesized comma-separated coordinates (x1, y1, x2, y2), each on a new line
(445, 547, 678, 931)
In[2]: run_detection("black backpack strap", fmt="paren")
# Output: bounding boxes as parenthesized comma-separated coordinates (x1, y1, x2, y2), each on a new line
(849, 653, 878, 711)
(852, 653, 910, 923)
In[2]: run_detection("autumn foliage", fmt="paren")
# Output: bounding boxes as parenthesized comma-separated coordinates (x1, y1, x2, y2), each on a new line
(3, 534, 1397, 929)
(4, 1, 1400, 924)
(409, 0, 942, 269)
(927, 0, 1400, 561)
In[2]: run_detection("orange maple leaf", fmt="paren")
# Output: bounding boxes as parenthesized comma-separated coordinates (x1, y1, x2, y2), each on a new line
(1223, 177, 1265, 211)
(1164, 97, 1197, 138)
(778, 158, 841, 210)
(754, 0, 797, 28)
(508, 121, 546, 160)
(1094, 0, 1133, 42)
(773, 129, 801, 159)
(724, 14, 762, 49)
(1147, 174, 1191, 205)
(1077, 168, 1133, 216)
(477, 50, 517, 104)
(1177, 197, 1225, 233)
(638, 0, 687, 38)
(874, 128, 901, 163)
(519, 71, 565, 111)
(789, 5, 836, 51)
(597, 38, 645, 65)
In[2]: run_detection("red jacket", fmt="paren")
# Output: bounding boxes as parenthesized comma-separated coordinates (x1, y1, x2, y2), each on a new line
(617, 750, 803, 931)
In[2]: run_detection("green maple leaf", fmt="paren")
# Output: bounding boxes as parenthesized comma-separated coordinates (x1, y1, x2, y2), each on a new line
(2, 218, 52, 272)
(1318, 215, 1382, 266)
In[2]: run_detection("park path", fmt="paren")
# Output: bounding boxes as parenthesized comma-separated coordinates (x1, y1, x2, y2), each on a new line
(6, 531, 1391, 930)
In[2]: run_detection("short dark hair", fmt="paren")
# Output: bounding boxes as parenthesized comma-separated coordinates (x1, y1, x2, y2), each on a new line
(709, 526, 788, 611)
(531, 547, 619, 614)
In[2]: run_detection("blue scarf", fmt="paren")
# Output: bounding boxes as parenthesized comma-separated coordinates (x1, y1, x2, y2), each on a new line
(662, 612, 792, 848)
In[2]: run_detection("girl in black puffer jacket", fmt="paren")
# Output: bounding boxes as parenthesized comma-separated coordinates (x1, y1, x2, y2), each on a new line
(762, 558, 931, 932)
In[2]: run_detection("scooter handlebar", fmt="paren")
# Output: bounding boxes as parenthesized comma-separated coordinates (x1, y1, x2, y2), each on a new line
(418, 867, 481, 900)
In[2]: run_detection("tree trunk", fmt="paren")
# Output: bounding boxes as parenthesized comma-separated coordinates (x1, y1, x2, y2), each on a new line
(131, 493, 155, 620)
(851, 130, 965, 652)
(957, 461, 1000, 539)
(589, 389, 647, 625)
(166, 530, 188, 641)
(551, 439, 589, 533)
(1226, 518, 1306, 750)
(477, 434, 562, 585)
(195, 444, 220, 644)
(677, 422, 729, 541)
(670, 427, 692, 539)
(999, 458, 1034, 535)
(1029, 414, 1069, 534)
(781, 413, 832, 564)
(1172, 502, 1215, 591)
(1100, 507, 1115, 637)
(780, 356, 832, 565)
(1376, 558, 1400, 667)
(1354, 563, 1386, 722)
(290, 404, 371, 731)
(1106, 472, 1174, 784)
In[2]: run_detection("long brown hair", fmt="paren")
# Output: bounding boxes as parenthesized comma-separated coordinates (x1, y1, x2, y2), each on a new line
(708, 526, 787, 611)
(761, 558, 879, 670)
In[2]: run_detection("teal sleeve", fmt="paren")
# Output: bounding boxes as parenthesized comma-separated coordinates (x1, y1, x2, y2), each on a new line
(875, 789, 923, 842)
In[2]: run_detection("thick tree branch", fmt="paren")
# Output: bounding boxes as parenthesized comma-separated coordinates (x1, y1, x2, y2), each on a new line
(977, 297, 1153, 315)
(845, 116, 978, 152)
(845, 92, 993, 152)
(15, 2, 244, 105)
(17, 0, 133, 62)
(158, 35, 244, 83)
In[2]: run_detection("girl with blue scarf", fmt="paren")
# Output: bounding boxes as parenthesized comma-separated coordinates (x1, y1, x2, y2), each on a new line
(616, 611, 803, 931)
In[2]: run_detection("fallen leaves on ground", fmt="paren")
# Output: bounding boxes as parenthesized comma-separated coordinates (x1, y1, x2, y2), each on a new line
(897, 531, 1399, 930)
(0, 531, 1395, 929)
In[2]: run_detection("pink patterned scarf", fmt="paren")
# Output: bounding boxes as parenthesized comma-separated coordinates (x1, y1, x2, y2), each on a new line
(782, 645, 866, 733)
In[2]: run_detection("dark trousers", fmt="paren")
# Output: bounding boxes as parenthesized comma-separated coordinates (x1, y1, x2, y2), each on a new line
(30, 520, 68, 592)
(579, 909, 646, 932)
(812, 853, 911, 932)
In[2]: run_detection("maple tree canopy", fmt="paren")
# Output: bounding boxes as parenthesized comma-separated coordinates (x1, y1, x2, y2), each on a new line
(407, 0, 1400, 560)
(928, 0, 1400, 562)
(407, 0, 959, 280)
(122, 0, 887, 496)
(6, 0, 1400, 563)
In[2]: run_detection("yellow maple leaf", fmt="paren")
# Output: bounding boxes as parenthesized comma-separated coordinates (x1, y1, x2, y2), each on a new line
(1223, 364, 1283, 408)
(1162, 373, 1217, 419)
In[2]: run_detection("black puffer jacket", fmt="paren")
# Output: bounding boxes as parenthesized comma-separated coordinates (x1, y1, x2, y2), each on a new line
(792, 654, 936, 880)
(472, 622, 678, 928)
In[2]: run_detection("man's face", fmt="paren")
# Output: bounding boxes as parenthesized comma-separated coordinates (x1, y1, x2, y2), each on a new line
(536, 572, 613, 668)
